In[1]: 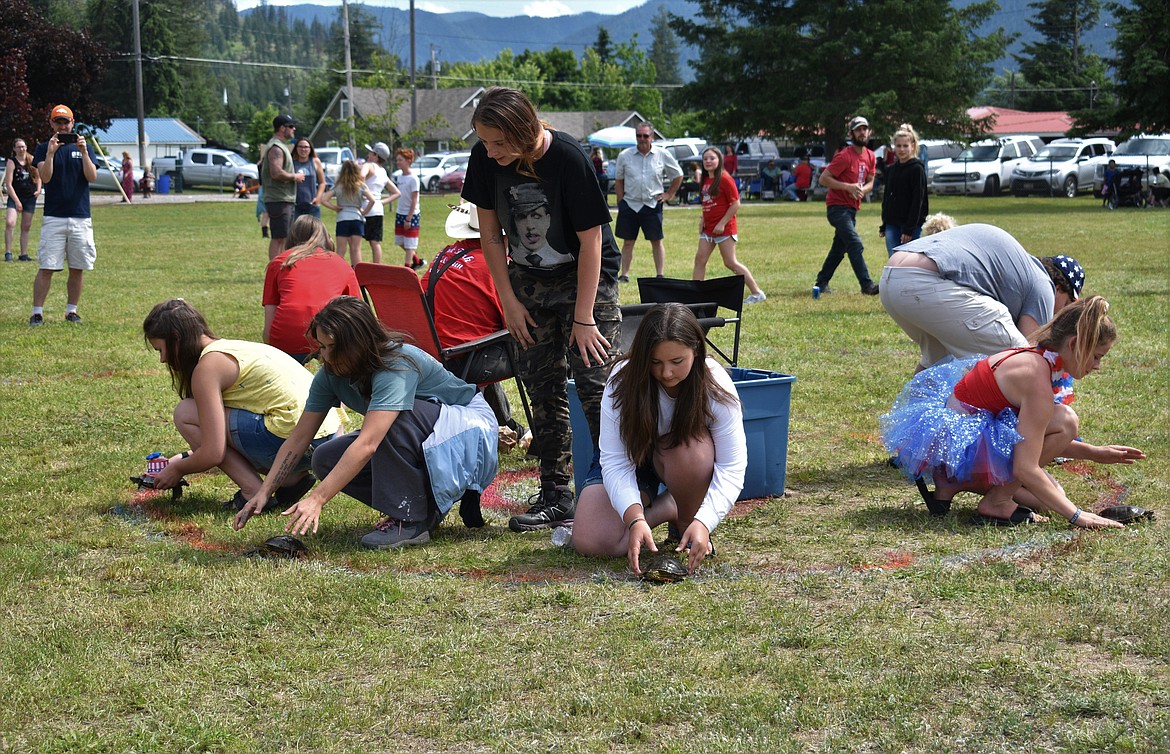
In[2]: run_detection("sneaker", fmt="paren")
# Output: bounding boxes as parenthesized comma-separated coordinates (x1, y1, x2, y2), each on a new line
(410, 256, 426, 270)
(18, 254, 33, 262)
(360, 516, 431, 549)
(744, 292, 767, 304)
(4, 252, 11, 262)
(64, 312, 82, 324)
(273, 473, 315, 506)
(508, 486, 575, 532)
(29, 313, 43, 327)
(861, 282, 880, 296)
(618, 274, 630, 283)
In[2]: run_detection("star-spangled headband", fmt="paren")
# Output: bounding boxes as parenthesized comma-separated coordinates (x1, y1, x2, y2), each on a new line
(1052, 254, 1085, 299)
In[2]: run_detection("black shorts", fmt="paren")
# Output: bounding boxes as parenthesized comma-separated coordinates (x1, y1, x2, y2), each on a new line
(265, 202, 294, 239)
(363, 215, 385, 242)
(614, 200, 665, 242)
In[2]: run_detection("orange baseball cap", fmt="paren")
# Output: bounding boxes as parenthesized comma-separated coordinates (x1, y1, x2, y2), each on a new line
(51, 105, 74, 120)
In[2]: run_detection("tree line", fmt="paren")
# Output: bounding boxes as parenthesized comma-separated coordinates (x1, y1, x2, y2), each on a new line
(0, 0, 1165, 159)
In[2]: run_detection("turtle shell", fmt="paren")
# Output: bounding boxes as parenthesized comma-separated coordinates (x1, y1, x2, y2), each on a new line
(1098, 505, 1155, 524)
(245, 535, 309, 559)
(641, 554, 688, 583)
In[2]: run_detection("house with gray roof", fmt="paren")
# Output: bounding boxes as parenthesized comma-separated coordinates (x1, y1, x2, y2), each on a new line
(309, 85, 647, 154)
(88, 118, 205, 164)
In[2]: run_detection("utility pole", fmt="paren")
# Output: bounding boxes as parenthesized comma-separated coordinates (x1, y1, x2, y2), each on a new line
(410, 0, 417, 131)
(431, 44, 440, 89)
(342, 0, 356, 153)
(131, 0, 146, 171)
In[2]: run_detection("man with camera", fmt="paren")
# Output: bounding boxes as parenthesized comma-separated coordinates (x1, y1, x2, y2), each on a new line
(29, 104, 98, 327)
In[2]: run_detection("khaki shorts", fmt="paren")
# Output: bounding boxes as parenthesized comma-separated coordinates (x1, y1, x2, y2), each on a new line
(37, 216, 97, 270)
(879, 265, 1028, 369)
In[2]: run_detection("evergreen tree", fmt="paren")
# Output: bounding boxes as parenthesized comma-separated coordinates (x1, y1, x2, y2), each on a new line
(1070, 0, 1168, 137)
(650, 4, 681, 87)
(594, 27, 612, 64)
(673, 0, 1009, 152)
(1012, 0, 1109, 111)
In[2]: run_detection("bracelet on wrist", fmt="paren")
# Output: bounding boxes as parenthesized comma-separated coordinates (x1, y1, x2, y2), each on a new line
(1069, 508, 1082, 524)
(627, 516, 646, 531)
(181, 451, 191, 460)
(573, 319, 596, 327)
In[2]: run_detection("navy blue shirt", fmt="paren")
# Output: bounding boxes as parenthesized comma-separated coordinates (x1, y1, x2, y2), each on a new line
(33, 140, 95, 218)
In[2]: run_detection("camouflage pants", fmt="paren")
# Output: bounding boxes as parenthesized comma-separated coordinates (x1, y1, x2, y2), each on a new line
(509, 265, 621, 489)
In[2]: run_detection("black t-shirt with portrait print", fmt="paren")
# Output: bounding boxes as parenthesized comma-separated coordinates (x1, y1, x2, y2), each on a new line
(462, 129, 620, 283)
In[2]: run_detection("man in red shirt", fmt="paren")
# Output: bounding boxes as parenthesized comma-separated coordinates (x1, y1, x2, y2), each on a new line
(792, 155, 813, 201)
(813, 116, 879, 297)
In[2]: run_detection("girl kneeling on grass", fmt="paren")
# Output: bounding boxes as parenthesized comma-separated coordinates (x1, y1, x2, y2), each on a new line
(881, 295, 1143, 528)
(572, 303, 747, 575)
(234, 296, 498, 549)
(143, 299, 339, 510)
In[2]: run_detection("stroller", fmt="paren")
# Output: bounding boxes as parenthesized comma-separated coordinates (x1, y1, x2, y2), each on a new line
(1106, 167, 1145, 209)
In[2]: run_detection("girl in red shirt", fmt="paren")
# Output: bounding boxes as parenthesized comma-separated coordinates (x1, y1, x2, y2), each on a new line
(692, 147, 765, 303)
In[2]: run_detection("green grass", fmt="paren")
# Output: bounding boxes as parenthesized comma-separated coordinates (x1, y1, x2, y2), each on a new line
(1, 193, 1167, 752)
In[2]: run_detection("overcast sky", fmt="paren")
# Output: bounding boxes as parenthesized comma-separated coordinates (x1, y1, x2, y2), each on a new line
(234, 0, 650, 17)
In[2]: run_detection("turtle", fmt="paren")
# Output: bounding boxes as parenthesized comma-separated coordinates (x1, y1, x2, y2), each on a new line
(641, 553, 689, 583)
(130, 474, 188, 501)
(244, 535, 309, 560)
(1098, 505, 1156, 524)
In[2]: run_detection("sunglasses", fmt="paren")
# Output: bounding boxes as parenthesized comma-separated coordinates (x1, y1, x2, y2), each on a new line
(53, 118, 72, 124)
(636, 134, 652, 140)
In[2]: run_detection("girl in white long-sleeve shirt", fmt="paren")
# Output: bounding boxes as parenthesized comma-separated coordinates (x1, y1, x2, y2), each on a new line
(572, 303, 746, 575)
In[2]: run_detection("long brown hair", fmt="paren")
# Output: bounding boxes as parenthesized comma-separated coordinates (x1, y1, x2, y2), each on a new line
(306, 296, 415, 396)
(1029, 295, 1116, 373)
(611, 303, 737, 464)
(701, 147, 725, 198)
(282, 215, 335, 268)
(333, 159, 364, 205)
(143, 299, 216, 400)
(11, 139, 32, 168)
(471, 87, 546, 179)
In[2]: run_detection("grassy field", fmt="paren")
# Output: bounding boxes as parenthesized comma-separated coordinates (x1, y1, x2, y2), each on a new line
(0, 192, 1167, 752)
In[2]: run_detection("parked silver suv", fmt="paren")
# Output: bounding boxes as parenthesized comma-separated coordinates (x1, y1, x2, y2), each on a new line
(1010, 138, 1114, 198)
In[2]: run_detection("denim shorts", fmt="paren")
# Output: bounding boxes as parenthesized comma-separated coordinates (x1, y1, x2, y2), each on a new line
(228, 408, 322, 472)
(580, 450, 664, 505)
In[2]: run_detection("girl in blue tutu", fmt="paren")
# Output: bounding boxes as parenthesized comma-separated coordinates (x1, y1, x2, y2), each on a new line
(882, 295, 1143, 527)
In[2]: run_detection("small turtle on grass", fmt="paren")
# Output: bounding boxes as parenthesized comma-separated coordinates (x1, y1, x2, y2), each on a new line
(244, 535, 309, 560)
(640, 553, 689, 583)
(1098, 505, 1156, 524)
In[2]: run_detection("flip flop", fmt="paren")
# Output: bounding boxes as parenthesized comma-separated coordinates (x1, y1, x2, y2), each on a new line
(915, 478, 952, 517)
(971, 506, 1037, 527)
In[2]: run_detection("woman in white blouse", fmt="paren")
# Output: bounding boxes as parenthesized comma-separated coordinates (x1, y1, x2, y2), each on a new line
(572, 303, 746, 575)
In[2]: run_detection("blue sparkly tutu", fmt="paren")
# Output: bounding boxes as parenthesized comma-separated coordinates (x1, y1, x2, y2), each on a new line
(880, 356, 1023, 488)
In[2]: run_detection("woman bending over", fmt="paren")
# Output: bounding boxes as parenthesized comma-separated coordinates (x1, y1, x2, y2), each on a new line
(143, 299, 338, 509)
(882, 296, 1142, 527)
(234, 296, 498, 549)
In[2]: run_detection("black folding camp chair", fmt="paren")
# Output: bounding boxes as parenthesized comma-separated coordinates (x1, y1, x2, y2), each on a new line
(618, 276, 745, 366)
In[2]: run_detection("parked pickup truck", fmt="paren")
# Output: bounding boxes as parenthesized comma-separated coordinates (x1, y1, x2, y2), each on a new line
(727, 138, 781, 179)
(151, 148, 258, 190)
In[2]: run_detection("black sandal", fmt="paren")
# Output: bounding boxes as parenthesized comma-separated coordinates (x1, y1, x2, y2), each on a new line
(915, 478, 952, 517)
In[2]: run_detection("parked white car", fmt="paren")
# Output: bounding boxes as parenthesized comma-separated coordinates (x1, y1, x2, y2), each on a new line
(1090, 134, 1170, 194)
(931, 135, 1044, 196)
(1010, 137, 1115, 197)
(393, 152, 471, 192)
(315, 146, 355, 186)
(93, 155, 145, 193)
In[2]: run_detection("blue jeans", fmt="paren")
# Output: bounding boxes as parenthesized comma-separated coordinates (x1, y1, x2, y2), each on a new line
(884, 224, 922, 256)
(816, 205, 874, 289)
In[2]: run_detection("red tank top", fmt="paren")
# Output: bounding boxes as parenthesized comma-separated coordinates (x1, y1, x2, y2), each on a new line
(953, 348, 1043, 413)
